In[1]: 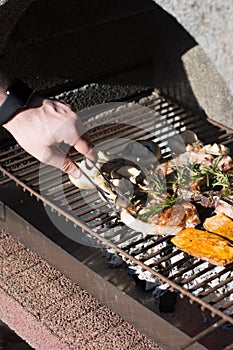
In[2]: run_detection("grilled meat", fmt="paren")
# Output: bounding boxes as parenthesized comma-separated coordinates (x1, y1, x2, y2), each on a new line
(203, 213, 233, 241)
(171, 228, 233, 266)
(120, 202, 200, 236)
(120, 207, 183, 236)
(214, 199, 233, 219)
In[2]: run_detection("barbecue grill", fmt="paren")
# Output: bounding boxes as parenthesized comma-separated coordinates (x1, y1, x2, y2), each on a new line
(0, 91, 232, 350)
(1, 0, 233, 349)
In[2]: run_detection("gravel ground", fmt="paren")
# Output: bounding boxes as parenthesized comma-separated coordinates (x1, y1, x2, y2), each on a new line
(0, 229, 163, 350)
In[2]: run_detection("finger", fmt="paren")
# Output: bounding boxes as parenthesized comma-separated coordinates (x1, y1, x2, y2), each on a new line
(73, 132, 98, 162)
(42, 147, 81, 178)
(62, 158, 81, 178)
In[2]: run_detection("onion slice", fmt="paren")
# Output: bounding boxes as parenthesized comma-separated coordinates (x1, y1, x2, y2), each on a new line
(120, 208, 183, 236)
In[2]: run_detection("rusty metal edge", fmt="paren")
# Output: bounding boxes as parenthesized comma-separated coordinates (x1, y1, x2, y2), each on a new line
(0, 201, 208, 350)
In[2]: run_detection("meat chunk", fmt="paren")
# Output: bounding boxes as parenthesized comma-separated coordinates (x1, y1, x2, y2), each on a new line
(203, 213, 233, 240)
(171, 228, 233, 266)
(214, 200, 233, 219)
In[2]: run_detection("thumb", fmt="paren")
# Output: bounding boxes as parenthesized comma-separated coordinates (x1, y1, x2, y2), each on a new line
(62, 157, 81, 178)
(43, 148, 81, 178)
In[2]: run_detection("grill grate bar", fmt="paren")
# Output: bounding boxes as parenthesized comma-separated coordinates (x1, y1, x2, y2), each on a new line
(47, 181, 74, 196)
(143, 245, 177, 265)
(200, 274, 233, 298)
(53, 187, 80, 201)
(2, 154, 34, 167)
(13, 162, 40, 177)
(0, 148, 27, 162)
(63, 191, 96, 206)
(88, 212, 118, 228)
(155, 253, 192, 271)
(167, 259, 204, 280)
(210, 288, 233, 305)
(145, 94, 232, 144)
(127, 236, 169, 256)
(180, 264, 218, 287)
(188, 267, 233, 293)
(75, 201, 111, 217)
(179, 319, 227, 350)
(37, 175, 69, 192)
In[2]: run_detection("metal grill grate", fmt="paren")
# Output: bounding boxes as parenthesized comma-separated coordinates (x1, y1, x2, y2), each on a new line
(0, 92, 233, 349)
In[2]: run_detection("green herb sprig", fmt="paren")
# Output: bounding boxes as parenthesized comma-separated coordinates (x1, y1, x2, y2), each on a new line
(183, 156, 233, 195)
(138, 194, 178, 220)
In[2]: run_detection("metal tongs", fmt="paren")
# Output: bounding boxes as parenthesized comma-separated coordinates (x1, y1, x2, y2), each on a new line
(73, 157, 132, 212)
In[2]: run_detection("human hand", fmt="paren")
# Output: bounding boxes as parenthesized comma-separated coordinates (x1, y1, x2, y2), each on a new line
(3, 96, 95, 178)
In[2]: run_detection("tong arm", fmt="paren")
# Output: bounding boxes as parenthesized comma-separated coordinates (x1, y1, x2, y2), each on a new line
(86, 158, 132, 207)
(72, 161, 119, 213)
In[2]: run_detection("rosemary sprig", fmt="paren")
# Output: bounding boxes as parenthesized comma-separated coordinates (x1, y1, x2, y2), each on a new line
(138, 194, 178, 219)
(171, 164, 194, 188)
(135, 154, 232, 220)
(150, 172, 167, 193)
(182, 157, 233, 194)
(212, 170, 233, 195)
